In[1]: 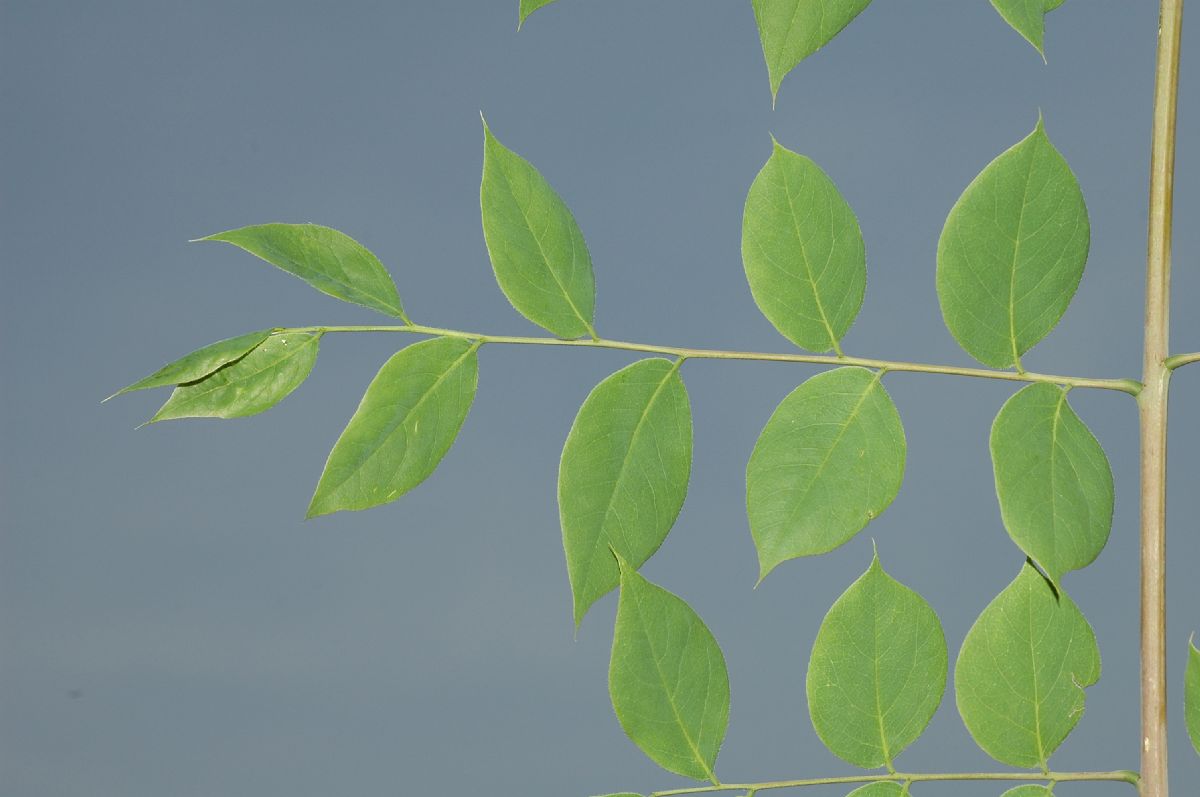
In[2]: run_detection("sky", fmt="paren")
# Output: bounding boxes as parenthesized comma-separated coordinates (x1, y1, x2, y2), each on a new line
(2, 2, 1199, 795)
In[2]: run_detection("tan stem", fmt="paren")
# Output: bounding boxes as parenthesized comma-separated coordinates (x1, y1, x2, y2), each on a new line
(1139, 1, 1184, 795)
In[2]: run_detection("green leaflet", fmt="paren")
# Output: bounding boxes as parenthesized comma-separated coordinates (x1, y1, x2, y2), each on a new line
(747, 367, 905, 580)
(990, 384, 1113, 585)
(518, 0, 558, 27)
(610, 560, 729, 782)
(149, 332, 319, 422)
(560, 359, 692, 627)
(807, 552, 947, 770)
(108, 329, 271, 400)
(845, 784, 905, 797)
(199, 224, 407, 320)
(742, 139, 866, 353)
(1000, 787, 1053, 797)
(307, 337, 479, 518)
(1187, 636, 1200, 756)
(752, 0, 874, 103)
(955, 563, 1100, 769)
(991, 0, 1066, 57)
(480, 120, 597, 340)
(936, 119, 1089, 369)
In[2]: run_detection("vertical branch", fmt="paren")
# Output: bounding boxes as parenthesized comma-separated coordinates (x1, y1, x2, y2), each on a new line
(1140, 1, 1184, 795)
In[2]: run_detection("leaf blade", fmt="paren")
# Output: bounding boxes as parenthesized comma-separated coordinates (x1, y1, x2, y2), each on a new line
(518, 0, 558, 27)
(307, 336, 479, 518)
(991, 0, 1066, 56)
(609, 562, 729, 781)
(480, 121, 596, 339)
(742, 139, 866, 353)
(807, 552, 947, 769)
(1187, 636, 1200, 756)
(108, 329, 272, 400)
(747, 367, 905, 580)
(752, 0, 874, 102)
(560, 359, 693, 626)
(844, 785, 905, 797)
(955, 563, 1101, 768)
(991, 384, 1113, 584)
(200, 223, 407, 320)
(936, 119, 1090, 369)
(149, 332, 319, 422)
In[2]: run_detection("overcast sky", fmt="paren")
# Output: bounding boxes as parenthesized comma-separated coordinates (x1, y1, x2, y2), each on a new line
(2, 2, 1199, 795)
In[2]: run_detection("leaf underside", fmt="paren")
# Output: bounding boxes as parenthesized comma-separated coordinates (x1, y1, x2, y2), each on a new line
(752, 0, 874, 102)
(1000, 786, 1054, 797)
(807, 553, 947, 769)
(990, 383, 1113, 585)
(747, 367, 905, 580)
(955, 563, 1100, 769)
(560, 358, 692, 626)
(150, 332, 319, 422)
(936, 119, 1089, 369)
(742, 139, 866, 353)
(307, 336, 478, 517)
(200, 223, 407, 319)
(480, 121, 596, 339)
(610, 562, 729, 781)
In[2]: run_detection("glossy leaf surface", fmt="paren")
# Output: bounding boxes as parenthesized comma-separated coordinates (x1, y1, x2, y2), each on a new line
(200, 224, 407, 319)
(747, 367, 905, 580)
(991, 0, 1066, 56)
(480, 121, 596, 339)
(807, 553, 947, 769)
(742, 139, 865, 352)
(752, 0, 874, 102)
(936, 119, 1089, 369)
(955, 564, 1100, 768)
(307, 337, 478, 517)
(991, 384, 1113, 585)
(150, 332, 319, 422)
(560, 359, 692, 626)
(1187, 637, 1200, 756)
(110, 329, 271, 399)
(610, 561, 729, 781)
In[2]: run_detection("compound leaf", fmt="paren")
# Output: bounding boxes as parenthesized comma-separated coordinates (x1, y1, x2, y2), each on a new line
(480, 120, 596, 339)
(955, 563, 1100, 769)
(991, 384, 1113, 585)
(109, 329, 271, 400)
(752, 0, 874, 103)
(742, 139, 866, 353)
(307, 337, 479, 518)
(560, 359, 692, 627)
(991, 0, 1066, 57)
(936, 119, 1089, 369)
(610, 560, 729, 781)
(200, 224, 407, 320)
(518, 0, 558, 27)
(747, 367, 905, 580)
(1187, 636, 1200, 756)
(807, 552, 947, 770)
(845, 785, 905, 797)
(150, 332, 319, 422)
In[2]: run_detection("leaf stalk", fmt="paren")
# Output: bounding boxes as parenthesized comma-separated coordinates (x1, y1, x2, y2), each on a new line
(280, 324, 1141, 395)
(645, 769, 1140, 796)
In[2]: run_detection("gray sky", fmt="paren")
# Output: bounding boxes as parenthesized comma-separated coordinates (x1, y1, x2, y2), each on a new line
(2, 2, 1199, 795)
